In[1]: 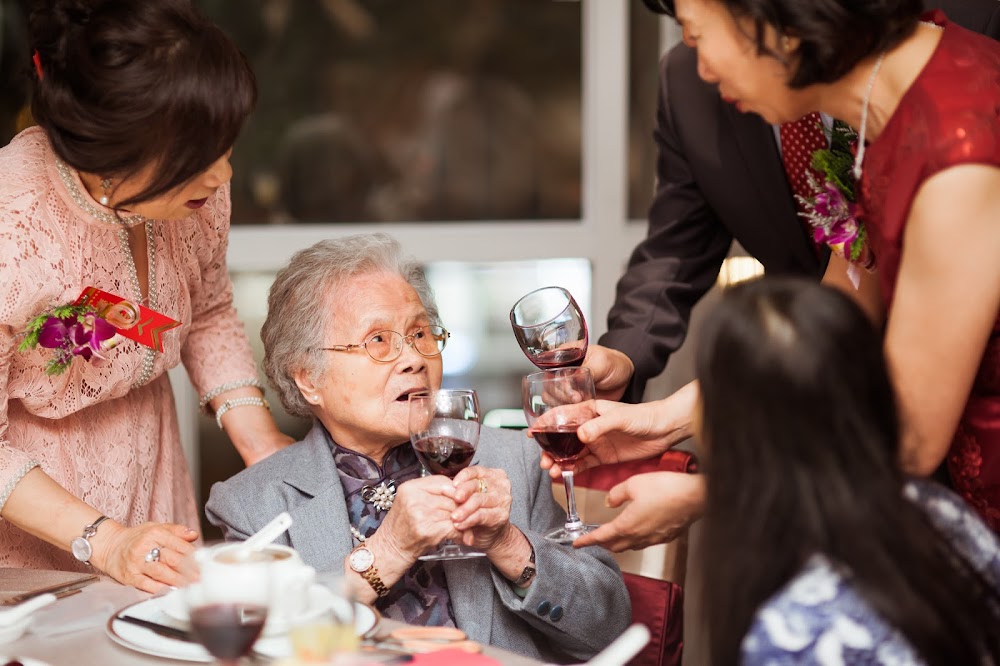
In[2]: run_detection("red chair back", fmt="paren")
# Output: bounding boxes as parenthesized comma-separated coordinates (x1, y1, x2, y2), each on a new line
(623, 572, 684, 666)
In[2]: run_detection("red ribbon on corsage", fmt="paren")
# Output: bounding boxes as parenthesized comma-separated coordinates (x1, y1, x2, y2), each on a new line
(74, 287, 181, 352)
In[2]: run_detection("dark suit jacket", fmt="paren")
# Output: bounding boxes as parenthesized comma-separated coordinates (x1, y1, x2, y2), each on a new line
(601, 0, 1000, 403)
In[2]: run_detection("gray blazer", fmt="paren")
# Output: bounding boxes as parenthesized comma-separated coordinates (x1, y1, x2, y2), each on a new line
(206, 423, 631, 663)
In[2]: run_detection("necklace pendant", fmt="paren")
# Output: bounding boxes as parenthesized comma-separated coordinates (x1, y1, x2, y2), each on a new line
(361, 480, 396, 512)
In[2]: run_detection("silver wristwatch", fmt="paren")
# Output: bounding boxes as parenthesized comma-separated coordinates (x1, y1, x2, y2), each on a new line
(71, 515, 109, 565)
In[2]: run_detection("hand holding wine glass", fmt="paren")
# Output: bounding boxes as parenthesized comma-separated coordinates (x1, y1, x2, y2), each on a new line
(522, 367, 600, 543)
(510, 286, 588, 369)
(408, 388, 488, 561)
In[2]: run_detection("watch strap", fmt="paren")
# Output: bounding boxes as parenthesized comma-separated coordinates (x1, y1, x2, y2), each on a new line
(83, 515, 110, 539)
(514, 540, 537, 587)
(360, 566, 390, 598)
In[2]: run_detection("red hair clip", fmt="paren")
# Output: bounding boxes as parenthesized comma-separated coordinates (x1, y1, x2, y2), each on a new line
(32, 50, 44, 80)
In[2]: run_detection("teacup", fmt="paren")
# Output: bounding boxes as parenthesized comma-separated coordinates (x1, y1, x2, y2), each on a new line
(195, 543, 316, 622)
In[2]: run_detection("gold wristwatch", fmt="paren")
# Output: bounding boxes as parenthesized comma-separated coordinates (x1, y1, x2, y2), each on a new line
(349, 544, 390, 598)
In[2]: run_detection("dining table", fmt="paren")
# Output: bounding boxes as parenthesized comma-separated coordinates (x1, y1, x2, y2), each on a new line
(0, 580, 547, 666)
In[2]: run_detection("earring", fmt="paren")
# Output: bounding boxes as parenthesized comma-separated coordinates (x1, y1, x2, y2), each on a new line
(781, 36, 792, 53)
(99, 178, 112, 206)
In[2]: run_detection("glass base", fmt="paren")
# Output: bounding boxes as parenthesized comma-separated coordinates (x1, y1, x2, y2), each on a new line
(545, 522, 599, 545)
(417, 542, 488, 562)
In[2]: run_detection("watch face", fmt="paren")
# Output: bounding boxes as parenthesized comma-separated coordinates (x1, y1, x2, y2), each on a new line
(71, 536, 92, 562)
(349, 547, 375, 573)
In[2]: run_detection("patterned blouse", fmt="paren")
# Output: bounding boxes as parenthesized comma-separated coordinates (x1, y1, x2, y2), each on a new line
(741, 480, 1000, 664)
(333, 437, 457, 627)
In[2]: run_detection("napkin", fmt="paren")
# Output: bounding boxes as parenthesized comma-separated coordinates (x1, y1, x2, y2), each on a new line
(30, 581, 144, 637)
(408, 649, 500, 666)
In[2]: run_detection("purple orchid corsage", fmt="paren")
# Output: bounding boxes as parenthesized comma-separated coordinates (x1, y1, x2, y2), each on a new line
(794, 121, 875, 277)
(19, 305, 120, 375)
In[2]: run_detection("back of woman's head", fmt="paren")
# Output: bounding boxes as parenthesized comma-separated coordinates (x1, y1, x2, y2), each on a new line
(696, 277, 1000, 665)
(719, 0, 922, 87)
(697, 278, 899, 527)
(29, 0, 257, 208)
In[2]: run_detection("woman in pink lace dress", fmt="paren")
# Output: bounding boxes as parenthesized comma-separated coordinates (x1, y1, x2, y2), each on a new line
(0, 0, 292, 592)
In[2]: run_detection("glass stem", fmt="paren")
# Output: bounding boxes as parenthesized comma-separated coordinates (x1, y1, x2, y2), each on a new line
(562, 470, 583, 528)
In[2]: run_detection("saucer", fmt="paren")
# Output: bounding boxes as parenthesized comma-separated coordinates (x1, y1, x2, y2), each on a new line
(160, 583, 351, 636)
(107, 595, 378, 663)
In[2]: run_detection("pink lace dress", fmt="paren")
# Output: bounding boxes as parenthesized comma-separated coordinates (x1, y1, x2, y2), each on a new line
(0, 127, 259, 571)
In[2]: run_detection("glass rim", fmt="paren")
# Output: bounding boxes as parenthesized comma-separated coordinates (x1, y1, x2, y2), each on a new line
(523, 366, 593, 383)
(407, 388, 478, 400)
(509, 285, 578, 330)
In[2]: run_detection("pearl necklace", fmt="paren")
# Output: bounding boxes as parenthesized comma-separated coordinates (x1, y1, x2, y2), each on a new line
(852, 52, 887, 180)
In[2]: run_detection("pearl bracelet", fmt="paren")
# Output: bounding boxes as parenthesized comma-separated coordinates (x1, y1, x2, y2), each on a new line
(199, 378, 263, 411)
(215, 396, 270, 429)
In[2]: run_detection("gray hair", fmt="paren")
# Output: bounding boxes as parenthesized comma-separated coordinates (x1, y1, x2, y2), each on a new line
(261, 233, 440, 418)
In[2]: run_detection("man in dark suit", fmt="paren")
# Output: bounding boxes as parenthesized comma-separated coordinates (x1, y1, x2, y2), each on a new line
(573, 0, 1000, 552)
(590, 0, 1000, 405)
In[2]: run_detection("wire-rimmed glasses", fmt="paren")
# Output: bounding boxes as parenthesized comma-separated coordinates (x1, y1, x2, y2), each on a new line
(317, 325, 450, 362)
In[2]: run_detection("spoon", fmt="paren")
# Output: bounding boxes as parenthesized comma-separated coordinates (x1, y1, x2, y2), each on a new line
(585, 624, 650, 666)
(0, 593, 57, 626)
(239, 511, 293, 553)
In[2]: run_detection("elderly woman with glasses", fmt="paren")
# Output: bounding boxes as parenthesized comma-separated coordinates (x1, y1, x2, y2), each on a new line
(205, 233, 630, 663)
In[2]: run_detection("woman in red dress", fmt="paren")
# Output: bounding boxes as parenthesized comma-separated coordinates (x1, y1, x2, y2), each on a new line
(548, 0, 1000, 544)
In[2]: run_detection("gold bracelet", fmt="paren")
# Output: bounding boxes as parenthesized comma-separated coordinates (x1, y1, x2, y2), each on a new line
(215, 396, 270, 429)
(360, 567, 390, 598)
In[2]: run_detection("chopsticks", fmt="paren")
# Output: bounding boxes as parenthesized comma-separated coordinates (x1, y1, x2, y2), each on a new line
(114, 614, 196, 642)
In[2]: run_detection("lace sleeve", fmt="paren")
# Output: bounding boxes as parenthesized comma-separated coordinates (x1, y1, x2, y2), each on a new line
(0, 260, 42, 511)
(179, 183, 260, 398)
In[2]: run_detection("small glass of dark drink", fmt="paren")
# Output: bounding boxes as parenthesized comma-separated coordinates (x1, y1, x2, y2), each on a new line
(182, 543, 272, 665)
(522, 366, 600, 543)
(510, 286, 588, 369)
(408, 389, 487, 561)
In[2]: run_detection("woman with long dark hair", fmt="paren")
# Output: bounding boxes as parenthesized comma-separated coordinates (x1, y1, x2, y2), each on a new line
(696, 278, 1000, 664)
(0, 0, 292, 592)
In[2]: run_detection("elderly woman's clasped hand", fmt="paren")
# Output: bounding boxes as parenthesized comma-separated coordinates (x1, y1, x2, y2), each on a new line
(371, 467, 516, 565)
(448, 467, 514, 550)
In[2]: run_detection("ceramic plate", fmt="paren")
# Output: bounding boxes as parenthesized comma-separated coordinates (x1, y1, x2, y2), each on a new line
(106, 595, 378, 663)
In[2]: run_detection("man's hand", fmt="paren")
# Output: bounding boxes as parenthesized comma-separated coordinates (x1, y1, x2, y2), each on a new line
(539, 382, 698, 479)
(573, 472, 705, 552)
(582, 345, 635, 401)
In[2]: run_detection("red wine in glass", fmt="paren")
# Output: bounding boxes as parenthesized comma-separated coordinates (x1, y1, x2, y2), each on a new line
(189, 603, 268, 664)
(412, 436, 476, 477)
(531, 348, 586, 369)
(522, 367, 600, 543)
(532, 426, 585, 469)
(408, 389, 487, 561)
(510, 286, 589, 369)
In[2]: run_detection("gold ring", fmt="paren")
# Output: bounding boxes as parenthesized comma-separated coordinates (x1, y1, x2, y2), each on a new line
(478, 478, 488, 494)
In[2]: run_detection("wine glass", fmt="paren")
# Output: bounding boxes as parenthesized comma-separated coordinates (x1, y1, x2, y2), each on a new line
(510, 286, 588, 369)
(408, 388, 488, 561)
(288, 572, 358, 664)
(522, 366, 600, 543)
(182, 542, 272, 666)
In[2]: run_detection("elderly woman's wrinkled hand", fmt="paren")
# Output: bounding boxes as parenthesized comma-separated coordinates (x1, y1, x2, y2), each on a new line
(91, 521, 199, 594)
(377, 475, 461, 562)
(447, 467, 513, 551)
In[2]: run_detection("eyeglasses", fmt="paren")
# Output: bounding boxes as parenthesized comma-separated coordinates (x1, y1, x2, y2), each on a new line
(317, 325, 450, 363)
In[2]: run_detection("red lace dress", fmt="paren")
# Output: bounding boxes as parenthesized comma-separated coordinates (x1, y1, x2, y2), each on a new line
(861, 13, 1000, 530)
